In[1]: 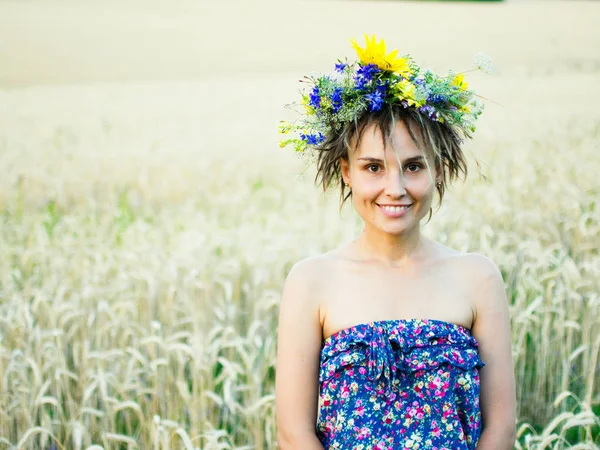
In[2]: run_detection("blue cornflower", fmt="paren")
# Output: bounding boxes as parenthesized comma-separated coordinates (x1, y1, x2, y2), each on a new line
(335, 62, 347, 73)
(427, 93, 447, 105)
(309, 86, 321, 108)
(375, 80, 388, 95)
(300, 132, 325, 146)
(330, 87, 343, 113)
(365, 90, 385, 112)
(354, 64, 380, 89)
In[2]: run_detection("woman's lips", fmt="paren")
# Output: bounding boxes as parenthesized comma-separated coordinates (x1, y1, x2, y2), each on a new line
(378, 203, 412, 217)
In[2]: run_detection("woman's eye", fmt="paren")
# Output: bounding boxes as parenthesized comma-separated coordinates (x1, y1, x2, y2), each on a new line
(366, 164, 381, 173)
(405, 163, 422, 173)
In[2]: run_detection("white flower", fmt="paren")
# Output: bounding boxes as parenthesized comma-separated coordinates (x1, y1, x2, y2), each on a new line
(473, 52, 495, 74)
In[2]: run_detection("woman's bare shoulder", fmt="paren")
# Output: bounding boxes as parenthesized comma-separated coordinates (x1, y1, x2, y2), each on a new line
(428, 242, 502, 289)
(441, 250, 505, 308)
(283, 247, 353, 311)
(286, 250, 342, 288)
(285, 254, 331, 294)
(451, 251, 501, 278)
(280, 252, 342, 332)
(429, 240, 499, 272)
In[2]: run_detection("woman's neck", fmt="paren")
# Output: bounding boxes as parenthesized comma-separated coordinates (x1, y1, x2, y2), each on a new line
(354, 225, 429, 267)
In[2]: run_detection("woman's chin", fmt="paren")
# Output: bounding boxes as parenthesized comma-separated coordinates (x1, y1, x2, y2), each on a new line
(382, 226, 411, 236)
(368, 221, 414, 236)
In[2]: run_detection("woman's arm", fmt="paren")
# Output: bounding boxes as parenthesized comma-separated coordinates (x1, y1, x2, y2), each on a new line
(275, 260, 325, 450)
(468, 254, 517, 450)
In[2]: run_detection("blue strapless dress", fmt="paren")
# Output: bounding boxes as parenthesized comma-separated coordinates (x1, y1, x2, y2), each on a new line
(316, 318, 484, 449)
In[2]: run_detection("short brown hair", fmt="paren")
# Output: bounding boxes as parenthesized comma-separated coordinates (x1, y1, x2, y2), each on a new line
(314, 104, 468, 210)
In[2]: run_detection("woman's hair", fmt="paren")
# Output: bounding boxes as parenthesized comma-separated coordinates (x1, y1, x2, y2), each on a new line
(314, 104, 468, 211)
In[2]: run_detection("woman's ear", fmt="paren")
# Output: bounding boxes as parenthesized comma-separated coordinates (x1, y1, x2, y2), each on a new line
(433, 159, 442, 186)
(340, 158, 351, 187)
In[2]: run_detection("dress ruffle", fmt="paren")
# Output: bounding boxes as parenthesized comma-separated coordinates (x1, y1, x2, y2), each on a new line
(320, 319, 484, 384)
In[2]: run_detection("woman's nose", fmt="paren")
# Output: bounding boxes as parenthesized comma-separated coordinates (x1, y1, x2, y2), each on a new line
(385, 170, 407, 197)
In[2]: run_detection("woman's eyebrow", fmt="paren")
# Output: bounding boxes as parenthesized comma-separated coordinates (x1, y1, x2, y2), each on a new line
(356, 157, 384, 163)
(402, 155, 426, 164)
(356, 155, 425, 164)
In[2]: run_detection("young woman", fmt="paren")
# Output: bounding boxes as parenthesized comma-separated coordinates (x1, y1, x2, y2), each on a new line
(275, 36, 516, 450)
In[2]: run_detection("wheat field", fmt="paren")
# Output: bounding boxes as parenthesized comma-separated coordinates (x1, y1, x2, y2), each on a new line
(0, 0, 599, 449)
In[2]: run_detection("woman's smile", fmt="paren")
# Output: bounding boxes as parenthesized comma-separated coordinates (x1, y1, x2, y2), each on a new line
(377, 203, 413, 218)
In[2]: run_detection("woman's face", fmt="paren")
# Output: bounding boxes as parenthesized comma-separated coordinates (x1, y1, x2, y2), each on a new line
(341, 120, 440, 236)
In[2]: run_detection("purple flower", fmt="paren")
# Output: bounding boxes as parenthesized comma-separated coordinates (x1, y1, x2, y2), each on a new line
(354, 64, 380, 89)
(309, 86, 321, 108)
(419, 105, 438, 120)
(330, 87, 343, 113)
(365, 90, 385, 112)
(335, 62, 347, 73)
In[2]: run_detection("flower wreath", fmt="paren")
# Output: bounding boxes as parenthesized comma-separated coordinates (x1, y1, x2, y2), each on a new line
(279, 35, 493, 153)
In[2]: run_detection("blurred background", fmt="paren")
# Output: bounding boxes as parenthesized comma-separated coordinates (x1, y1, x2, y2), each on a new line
(0, 0, 599, 449)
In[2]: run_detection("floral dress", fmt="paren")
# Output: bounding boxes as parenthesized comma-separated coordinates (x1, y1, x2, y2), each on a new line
(316, 319, 484, 450)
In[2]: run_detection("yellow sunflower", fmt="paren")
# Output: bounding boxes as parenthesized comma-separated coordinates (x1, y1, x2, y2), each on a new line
(350, 35, 412, 77)
(452, 73, 469, 91)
